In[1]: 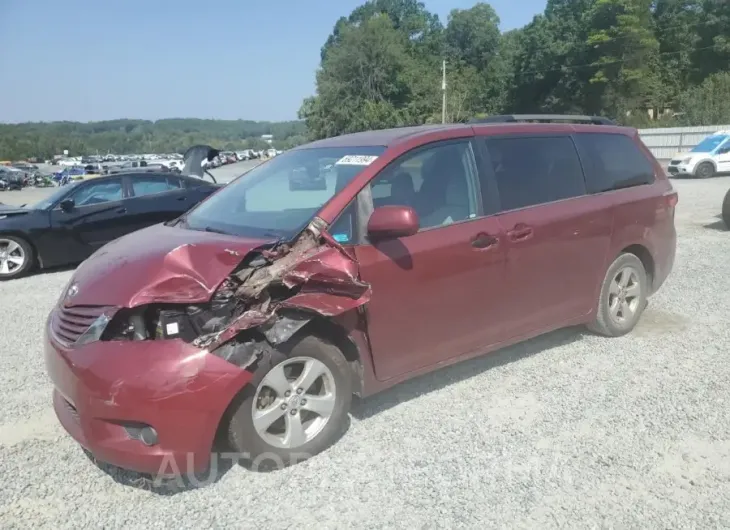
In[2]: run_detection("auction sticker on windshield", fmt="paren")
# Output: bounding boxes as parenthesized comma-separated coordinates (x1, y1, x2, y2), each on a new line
(335, 155, 379, 166)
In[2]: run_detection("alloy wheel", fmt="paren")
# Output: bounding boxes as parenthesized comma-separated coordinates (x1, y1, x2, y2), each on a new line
(608, 266, 641, 325)
(252, 356, 337, 449)
(0, 239, 26, 276)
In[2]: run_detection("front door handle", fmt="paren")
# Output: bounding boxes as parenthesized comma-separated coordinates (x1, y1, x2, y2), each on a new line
(471, 232, 499, 249)
(176, 196, 187, 201)
(507, 224, 533, 242)
(115, 207, 127, 214)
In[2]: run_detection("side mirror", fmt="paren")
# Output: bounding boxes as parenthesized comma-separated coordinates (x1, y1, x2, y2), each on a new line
(60, 198, 75, 212)
(367, 205, 419, 242)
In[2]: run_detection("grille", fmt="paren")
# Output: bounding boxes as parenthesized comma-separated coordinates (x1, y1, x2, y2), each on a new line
(51, 305, 112, 345)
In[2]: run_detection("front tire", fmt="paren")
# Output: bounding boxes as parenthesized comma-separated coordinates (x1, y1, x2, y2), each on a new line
(588, 253, 648, 337)
(0, 235, 34, 280)
(227, 335, 352, 469)
(695, 161, 715, 179)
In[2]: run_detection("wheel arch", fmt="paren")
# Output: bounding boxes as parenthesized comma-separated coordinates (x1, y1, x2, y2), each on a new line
(620, 243, 655, 291)
(695, 158, 717, 174)
(296, 315, 364, 397)
(213, 313, 366, 449)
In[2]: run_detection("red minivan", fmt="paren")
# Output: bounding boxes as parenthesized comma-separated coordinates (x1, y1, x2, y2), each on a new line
(44, 115, 677, 476)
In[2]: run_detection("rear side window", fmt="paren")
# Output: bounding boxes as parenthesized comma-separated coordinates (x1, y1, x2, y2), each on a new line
(131, 175, 179, 197)
(574, 133, 655, 194)
(483, 136, 586, 211)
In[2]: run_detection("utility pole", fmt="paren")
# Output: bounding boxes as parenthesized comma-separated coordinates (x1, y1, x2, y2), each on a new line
(441, 59, 447, 124)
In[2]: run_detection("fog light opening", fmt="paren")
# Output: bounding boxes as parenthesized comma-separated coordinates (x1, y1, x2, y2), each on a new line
(123, 423, 159, 446)
(140, 426, 159, 446)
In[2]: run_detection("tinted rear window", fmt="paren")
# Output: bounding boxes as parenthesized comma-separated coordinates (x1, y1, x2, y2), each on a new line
(483, 136, 586, 211)
(574, 133, 655, 194)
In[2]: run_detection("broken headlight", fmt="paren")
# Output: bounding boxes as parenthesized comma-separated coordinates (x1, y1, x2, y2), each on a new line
(76, 314, 112, 346)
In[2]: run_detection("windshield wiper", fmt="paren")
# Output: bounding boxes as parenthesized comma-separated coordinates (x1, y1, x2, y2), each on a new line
(165, 216, 184, 227)
(261, 231, 287, 239)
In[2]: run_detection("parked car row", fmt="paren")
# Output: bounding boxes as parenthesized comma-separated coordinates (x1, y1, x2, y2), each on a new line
(37, 116, 680, 479)
(204, 148, 274, 168)
(0, 165, 54, 190)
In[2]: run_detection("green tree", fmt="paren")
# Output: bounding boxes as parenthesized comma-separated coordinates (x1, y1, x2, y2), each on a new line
(583, 0, 661, 117)
(653, 0, 702, 106)
(300, 14, 424, 139)
(321, 0, 442, 62)
(676, 71, 730, 124)
(440, 3, 504, 120)
(444, 3, 501, 71)
(694, 0, 730, 81)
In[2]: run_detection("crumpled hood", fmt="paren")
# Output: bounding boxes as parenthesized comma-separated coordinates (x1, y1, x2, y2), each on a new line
(67, 223, 266, 308)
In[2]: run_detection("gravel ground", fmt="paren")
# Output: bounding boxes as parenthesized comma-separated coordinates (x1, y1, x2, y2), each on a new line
(1, 175, 730, 529)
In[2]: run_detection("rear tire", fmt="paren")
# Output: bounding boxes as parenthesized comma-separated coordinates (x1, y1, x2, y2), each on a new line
(588, 253, 648, 337)
(0, 235, 34, 280)
(723, 188, 730, 230)
(227, 335, 352, 469)
(695, 161, 715, 179)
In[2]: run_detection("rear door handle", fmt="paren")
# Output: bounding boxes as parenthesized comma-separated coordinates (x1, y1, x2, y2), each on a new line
(471, 232, 499, 249)
(507, 224, 533, 241)
(115, 207, 127, 214)
(176, 196, 187, 201)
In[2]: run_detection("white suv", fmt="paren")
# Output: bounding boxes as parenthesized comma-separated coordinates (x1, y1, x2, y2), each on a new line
(668, 131, 730, 178)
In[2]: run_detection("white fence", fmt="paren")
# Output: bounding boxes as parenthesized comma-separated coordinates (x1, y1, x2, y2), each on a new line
(638, 125, 730, 161)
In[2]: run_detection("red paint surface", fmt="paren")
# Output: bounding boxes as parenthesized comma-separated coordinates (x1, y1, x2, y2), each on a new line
(366, 205, 419, 240)
(44, 315, 252, 475)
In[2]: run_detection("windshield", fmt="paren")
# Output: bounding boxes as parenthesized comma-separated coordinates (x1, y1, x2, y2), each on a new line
(29, 182, 80, 210)
(691, 135, 728, 153)
(184, 145, 385, 238)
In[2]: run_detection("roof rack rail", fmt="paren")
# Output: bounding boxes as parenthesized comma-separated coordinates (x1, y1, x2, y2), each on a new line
(469, 114, 616, 126)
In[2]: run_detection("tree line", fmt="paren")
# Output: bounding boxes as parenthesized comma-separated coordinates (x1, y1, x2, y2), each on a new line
(299, 0, 730, 139)
(0, 119, 307, 161)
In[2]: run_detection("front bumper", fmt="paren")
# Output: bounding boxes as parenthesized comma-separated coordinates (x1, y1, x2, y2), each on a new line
(667, 164, 691, 176)
(667, 159, 699, 176)
(44, 313, 253, 476)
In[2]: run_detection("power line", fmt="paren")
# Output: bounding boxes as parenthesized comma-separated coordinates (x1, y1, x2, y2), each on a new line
(585, 17, 719, 45)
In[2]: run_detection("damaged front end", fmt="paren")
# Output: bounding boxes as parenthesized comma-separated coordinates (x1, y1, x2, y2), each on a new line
(100, 218, 370, 370)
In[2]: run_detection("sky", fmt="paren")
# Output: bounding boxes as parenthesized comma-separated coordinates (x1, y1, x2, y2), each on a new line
(0, 0, 547, 123)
